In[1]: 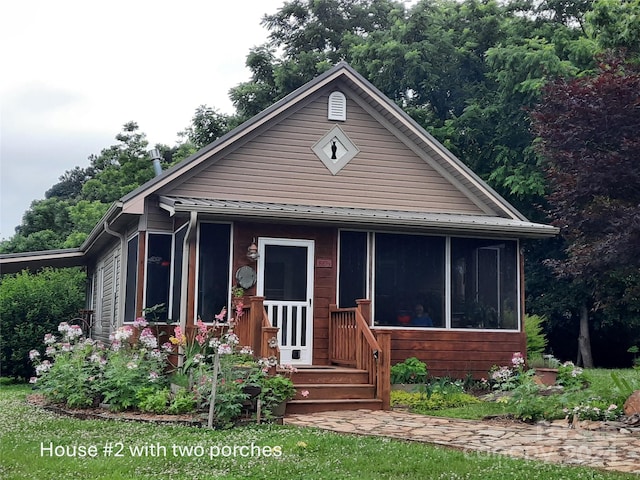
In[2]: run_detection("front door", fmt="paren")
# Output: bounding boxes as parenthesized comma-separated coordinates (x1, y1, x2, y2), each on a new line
(257, 238, 314, 365)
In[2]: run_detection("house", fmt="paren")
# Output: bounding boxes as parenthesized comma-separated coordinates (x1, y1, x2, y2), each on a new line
(1, 62, 557, 411)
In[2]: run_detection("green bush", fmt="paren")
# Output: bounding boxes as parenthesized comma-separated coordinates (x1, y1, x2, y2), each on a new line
(524, 314, 548, 360)
(0, 268, 85, 379)
(390, 390, 480, 412)
(137, 388, 170, 413)
(168, 388, 197, 414)
(391, 357, 428, 384)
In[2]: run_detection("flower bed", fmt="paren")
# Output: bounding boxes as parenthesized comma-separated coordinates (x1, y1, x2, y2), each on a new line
(29, 307, 296, 428)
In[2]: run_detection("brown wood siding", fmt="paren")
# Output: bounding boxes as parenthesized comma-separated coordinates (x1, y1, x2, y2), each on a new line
(232, 222, 337, 365)
(166, 92, 484, 216)
(384, 329, 527, 379)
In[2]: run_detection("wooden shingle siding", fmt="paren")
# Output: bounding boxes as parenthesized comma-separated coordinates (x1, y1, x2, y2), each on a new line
(167, 92, 485, 216)
(387, 329, 527, 379)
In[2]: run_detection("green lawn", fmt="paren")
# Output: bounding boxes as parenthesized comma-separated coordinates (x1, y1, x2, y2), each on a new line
(1, 384, 637, 480)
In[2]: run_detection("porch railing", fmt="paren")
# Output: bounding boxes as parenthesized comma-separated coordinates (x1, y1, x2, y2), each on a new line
(329, 299, 391, 409)
(234, 296, 280, 364)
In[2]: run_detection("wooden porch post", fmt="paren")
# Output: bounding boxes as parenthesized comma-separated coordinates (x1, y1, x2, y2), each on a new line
(356, 299, 371, 324)
(249, 296, 265, 357)
(374, 330, 392, 410)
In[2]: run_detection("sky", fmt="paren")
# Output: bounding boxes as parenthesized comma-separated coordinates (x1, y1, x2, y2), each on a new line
(0, 0, 290, 240)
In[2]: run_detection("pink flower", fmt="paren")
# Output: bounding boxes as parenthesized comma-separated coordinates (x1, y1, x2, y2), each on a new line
(301, 390, 310, 398)
(170, 326, 186, 346)
(133, 317, 148, 329)
(215, 307, 227, 323)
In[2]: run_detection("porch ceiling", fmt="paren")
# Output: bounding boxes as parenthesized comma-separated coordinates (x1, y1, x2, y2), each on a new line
(158, 196, 558, 238)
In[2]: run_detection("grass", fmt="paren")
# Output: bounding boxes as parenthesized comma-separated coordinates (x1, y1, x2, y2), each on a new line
(1, 384, 637, 479)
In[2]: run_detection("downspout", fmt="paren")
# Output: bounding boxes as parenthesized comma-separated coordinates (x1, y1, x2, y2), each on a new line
(104, 221, 126, 335)
(179, 211, 198, 332)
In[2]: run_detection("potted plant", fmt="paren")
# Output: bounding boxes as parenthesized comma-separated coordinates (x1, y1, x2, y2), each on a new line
(528, 354, 560, 386)
(258, 374, 296, 416)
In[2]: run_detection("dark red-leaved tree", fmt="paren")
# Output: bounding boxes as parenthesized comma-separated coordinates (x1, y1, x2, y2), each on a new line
(531, 57, 640, 367)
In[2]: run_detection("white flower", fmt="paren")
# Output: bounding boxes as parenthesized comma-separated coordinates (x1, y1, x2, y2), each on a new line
(89, 353, 102, 363)
(43, 333, 56, 345)
(35, 360, 52, 375)
(138, 328, 158, 349)
(239, 346, 253, 355)
(148, 371, 159, 381)
(218, 344, 232, 355)
(114, 326, 134, 342)
(66, 325, 84, 340)
(28, 349, 40, 361)
(45, 346, 56, 357)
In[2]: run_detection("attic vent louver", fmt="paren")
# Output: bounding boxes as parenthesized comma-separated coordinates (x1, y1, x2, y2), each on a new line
(328, 91, 346, 121)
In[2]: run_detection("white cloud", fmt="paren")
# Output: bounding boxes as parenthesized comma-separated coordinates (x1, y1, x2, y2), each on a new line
(0, 0, 287, 239)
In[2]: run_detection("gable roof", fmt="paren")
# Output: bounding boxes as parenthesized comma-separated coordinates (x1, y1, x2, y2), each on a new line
(119, 62, 530, 222)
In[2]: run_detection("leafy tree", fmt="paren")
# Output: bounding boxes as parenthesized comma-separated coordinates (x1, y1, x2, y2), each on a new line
(0, 268, 85, 379)
(531, 57, 640, 366)
(45, 166, 95, 200)
(81, 122, 153, 203)
(587, 0, 640, 57)
(179, 105, 232, 149)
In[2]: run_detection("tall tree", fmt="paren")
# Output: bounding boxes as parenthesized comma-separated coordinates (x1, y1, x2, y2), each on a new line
(81, 122, 152, 203)
(531, 57, 640, 366)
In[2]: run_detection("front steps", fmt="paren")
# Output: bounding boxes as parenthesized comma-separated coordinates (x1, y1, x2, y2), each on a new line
(285, 366, 383, 414)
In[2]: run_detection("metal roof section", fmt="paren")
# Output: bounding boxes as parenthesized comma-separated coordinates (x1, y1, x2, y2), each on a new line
(0, 248, 85, 275)
(159, 196, 558, 238)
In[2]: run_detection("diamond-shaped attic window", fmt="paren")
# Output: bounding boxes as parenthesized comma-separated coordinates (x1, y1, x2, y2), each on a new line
(311, 125, 359, 175)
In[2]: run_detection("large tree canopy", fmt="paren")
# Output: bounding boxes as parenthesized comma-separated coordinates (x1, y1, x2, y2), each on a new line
(532, 57, 640, 278)
(531, 57, 640, 366)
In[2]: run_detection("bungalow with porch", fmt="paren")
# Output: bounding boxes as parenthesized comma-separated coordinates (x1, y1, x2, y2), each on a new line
(0, 62, 557, 412)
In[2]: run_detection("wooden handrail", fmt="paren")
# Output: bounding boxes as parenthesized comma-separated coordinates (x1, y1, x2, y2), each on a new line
(329, 300, 390, 409)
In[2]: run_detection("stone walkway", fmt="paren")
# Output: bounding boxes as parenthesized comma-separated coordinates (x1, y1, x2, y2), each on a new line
(285, 409, 640, 474)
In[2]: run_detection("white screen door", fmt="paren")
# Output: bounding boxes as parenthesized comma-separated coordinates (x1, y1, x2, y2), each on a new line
(257, 238, 314, 364)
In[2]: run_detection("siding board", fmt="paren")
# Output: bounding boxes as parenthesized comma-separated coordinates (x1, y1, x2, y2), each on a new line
(166, 92, 484, 216)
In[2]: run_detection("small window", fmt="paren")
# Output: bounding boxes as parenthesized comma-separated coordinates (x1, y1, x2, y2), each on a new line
(338, 231, 367, 308)
(328, 91, 346, 121)
(145, 233, 172, 322)
(124, 235, 138, 322)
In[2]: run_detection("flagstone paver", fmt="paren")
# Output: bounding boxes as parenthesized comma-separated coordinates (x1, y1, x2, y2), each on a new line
(284, 409, 640, 474)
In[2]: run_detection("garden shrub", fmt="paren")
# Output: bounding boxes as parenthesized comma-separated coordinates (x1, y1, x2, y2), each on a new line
(390, 390, 480, 412)
(30, 307, 296, 427)
(524, 314, 548, 359)
(390, 357, 428, 384)
(0, 267, 85, 379)
(31, 319, 170, 410)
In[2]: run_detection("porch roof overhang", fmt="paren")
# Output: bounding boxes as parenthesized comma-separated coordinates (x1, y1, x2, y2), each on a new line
(0, 248, 85, 275)
(158, 196, 559, 239)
